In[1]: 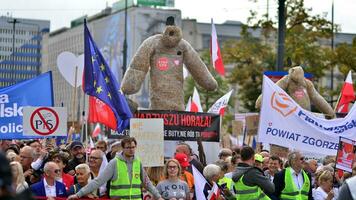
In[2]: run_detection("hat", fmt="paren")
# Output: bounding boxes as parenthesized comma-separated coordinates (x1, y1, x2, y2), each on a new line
(69, 141, 84, 150)
(255, 154, 263, 163)
(175, 153, 190, 167)
(0, 152, 12, 188)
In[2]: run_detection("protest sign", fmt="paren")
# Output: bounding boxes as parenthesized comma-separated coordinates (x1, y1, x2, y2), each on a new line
(134, 110, 220, 142)
(245, 114, 259, 135)
(336, 137, 356, 172)
(257, 75, 356, 155)
(130, 118, 164, 167)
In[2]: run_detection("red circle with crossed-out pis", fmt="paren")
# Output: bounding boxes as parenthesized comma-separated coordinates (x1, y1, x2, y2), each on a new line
(30, 107, 59, 136)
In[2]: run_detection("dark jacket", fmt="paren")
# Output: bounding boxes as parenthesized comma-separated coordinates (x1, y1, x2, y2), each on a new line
(30, 179, 67, 198)
(232, 162, 275, 195)
(273, 168, 313, 200)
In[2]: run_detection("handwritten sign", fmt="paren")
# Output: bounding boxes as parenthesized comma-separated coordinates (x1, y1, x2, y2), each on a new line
(130, 118, 164, 167)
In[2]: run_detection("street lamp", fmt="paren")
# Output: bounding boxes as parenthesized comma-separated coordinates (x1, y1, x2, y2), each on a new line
(7, 18, 19, 85)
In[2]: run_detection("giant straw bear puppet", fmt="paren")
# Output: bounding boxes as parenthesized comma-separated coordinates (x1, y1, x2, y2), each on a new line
(121, 17, 217, 110)
(256, 66, 335, 118)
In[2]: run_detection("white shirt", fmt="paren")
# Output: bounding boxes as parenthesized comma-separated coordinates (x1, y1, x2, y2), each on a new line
(312, 187, 338, 200)
(290, 168, 304, 190)
(43, 178, 56, 197)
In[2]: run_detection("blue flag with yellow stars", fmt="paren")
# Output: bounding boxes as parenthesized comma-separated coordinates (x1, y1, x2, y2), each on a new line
(83, 20, 132, 132)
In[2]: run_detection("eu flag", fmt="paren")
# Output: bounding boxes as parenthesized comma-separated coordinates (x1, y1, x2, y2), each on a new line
(83, 20, 132, 132)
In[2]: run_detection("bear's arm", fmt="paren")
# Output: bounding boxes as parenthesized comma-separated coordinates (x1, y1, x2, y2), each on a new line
(305, 80, 335, 118)
(182, 40, 217, 91)
(121, 37, 156, 94)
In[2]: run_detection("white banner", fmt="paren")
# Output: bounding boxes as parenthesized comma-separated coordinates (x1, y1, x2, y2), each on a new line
(258, 76, 356, 156)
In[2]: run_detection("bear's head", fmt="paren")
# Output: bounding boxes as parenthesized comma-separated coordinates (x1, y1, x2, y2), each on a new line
(288, 66, 305, 84)
(161, 16, 182, 48)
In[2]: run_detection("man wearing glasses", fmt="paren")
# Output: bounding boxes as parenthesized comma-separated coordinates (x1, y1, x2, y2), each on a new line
(30, 161, 67, 198)
(68, 137, 164, 200)
(273, 151, 313, 200)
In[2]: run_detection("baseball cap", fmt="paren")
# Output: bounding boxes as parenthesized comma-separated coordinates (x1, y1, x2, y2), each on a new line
(0, 152, 12, 188)
(255, 154, 263, 163)
(69, 141, 84, 150)
(175, 153, 190, 167)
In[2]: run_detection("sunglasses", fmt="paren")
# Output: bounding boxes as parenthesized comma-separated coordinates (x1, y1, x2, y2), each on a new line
(54, 169, 61, 174)
(89, 156, 102, 160)
(300, 157, 305, 161)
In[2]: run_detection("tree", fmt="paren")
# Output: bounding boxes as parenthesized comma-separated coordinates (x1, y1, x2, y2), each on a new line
(227, 0, 335, 111)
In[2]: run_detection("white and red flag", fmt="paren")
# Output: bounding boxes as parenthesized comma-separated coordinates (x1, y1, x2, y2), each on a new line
(193, 165, 221, 200)
(185, 96, 192, 111)
(336, 71, 355, 113)
(191, 87, 203, 112)
(211, 18, 225, 76)
(92, 123, 101, 138)
(208, 90, 233, 116)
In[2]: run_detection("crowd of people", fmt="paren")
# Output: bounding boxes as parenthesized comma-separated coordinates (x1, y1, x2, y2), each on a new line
(0, 138, 356, 200)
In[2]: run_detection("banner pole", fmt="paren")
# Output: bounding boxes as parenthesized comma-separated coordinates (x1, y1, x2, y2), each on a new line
(72, 66, 78, 127)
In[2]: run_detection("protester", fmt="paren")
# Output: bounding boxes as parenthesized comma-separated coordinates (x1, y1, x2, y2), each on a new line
(313, 170, 338, 200)
(88, 149, 108, 196)
(175, 142, 204, 174)
(64, 141, 86, 175)
(203, 164, 234, 200)
(337, 175, 356, 200)
(10, 161, 29, 193)
(254, 153, 263, 170)
(95, 140, 108, 153)
(0, 140, 12, 151)
(219, 148, 233, 161)
(264, 155, 281, 182)
(67, 164, 97, 198)
(28, 140, 42, 160)
(215, 159, 234, 195)
(232, 146, 274, 199)
(156, 159, 190, 200)
(262, 156, 270, 171)
(20, 146, 34, 185)
(49, 150, 73, 191)
(225, 155, 240, 178)
(30, 161, 67, 198)
(175, 152, 195, 193)
(67, 137, 163, 200)
(273, 151, 313, 199)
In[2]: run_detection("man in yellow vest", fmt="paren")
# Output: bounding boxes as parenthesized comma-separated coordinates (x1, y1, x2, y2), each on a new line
(273, 151, 313, 200)
(67, 137, 164, 200)
(232, 146, 274, 200)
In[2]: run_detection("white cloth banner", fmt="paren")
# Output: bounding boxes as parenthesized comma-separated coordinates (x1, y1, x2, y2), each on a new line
(258, 75, 356, 156)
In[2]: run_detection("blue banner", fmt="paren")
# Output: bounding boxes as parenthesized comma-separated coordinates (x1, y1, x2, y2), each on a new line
(0, 72, 54, 139)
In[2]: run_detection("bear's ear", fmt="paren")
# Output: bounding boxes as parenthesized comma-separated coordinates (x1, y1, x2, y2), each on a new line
(166, 16, 175, 26)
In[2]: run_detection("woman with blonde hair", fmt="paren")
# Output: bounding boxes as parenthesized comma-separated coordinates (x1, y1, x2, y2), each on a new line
(10, 161, 29, 193)
(313, 170, 338, 200)
(156, 159, 190, 200)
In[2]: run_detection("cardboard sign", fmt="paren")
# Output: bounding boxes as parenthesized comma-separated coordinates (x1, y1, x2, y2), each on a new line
(130, 118, 164, 167)
(270, 144, 289, 159)
(245, 114, 259, 135)
(232, 120, 244, 137)
(23, 107, 67, 137)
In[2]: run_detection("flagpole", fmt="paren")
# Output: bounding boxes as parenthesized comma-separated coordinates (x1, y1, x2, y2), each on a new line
(72, 66, 78, 127)
(334, 92, 342, 113)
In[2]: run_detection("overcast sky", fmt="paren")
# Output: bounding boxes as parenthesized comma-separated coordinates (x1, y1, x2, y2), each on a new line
(1, 0, 355, 33)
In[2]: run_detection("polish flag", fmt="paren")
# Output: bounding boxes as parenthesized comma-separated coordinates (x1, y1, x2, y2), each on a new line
(185, 96, 192, 111)
(191, 87, 203, 112)
(193, 165, 221, 200)
(336, 71, 355, 113)
(92, 123, 101, 138)
(211, 18, 225, 76)
(208, 90, 233, 116)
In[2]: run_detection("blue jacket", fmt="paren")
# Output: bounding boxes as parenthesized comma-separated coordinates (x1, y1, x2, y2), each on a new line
(30, 179, 67, 197)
